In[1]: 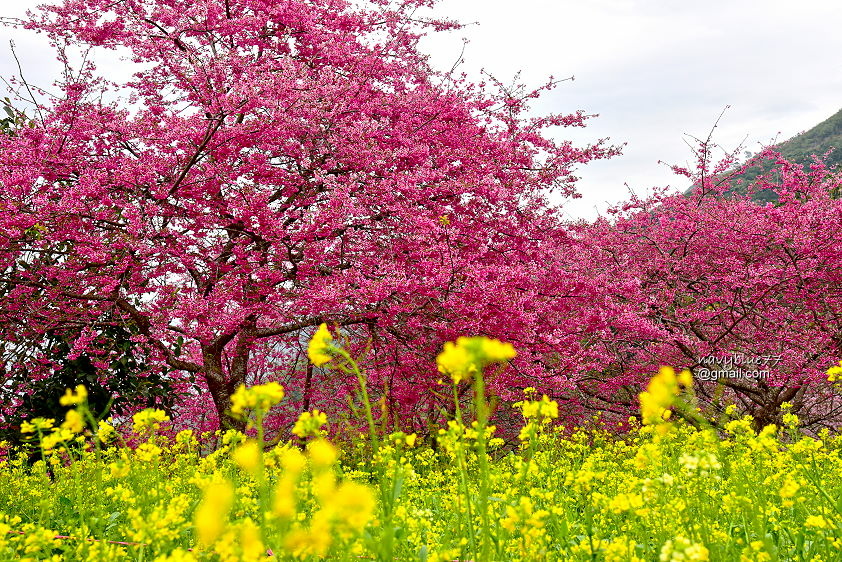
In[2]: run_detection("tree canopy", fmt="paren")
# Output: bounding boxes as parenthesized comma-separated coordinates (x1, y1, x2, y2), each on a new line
(0, 0, 617, 431)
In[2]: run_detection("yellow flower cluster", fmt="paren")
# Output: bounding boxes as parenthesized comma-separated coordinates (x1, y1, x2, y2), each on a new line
(291, 410, 328, 438)
(191, 438, 363, 561)
(5, 399, 842, 561)
(59, 385, 88, 406)
(280, 439, 376, 558)
(18, 385, 95, 451)
(435, 336, 516, 383)
(516, 394, 559, 420)
(194, 481, 234, 545)
(827, 359, 842, 382)
(132, 408, 171, 434)
(639, 366, 692, 434)
(41, 427, 76, 451)
(660, 536, 710, 561)
(61, 409, 85, 434)
(6, 344, 842, 561)
(20, 417, 54, 434)
(307, 323, 335, 367)
(232, 440, 262, 473)
(97, 419, 117, 443)
(229, 382, 285, 417)
(388, 431, 418, 448)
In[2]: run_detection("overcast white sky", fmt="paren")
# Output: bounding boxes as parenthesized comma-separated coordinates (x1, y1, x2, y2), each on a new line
(2, 0, 841, 220)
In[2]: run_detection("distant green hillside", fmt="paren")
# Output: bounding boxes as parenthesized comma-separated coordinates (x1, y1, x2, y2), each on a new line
(691, 108, 842, 202)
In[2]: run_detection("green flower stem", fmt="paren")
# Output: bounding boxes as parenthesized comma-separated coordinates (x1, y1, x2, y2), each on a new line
(452, 382, 479, 559)
(472, 368, 493, 560)
(335, 348, 396, 561)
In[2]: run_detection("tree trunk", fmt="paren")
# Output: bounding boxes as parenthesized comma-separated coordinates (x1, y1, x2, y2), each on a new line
(203, 347, 246, 432)
(302, 362, 314, 412)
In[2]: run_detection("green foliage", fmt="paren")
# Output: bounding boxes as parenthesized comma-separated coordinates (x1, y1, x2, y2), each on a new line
(0, 98, 16, 134)
(0, 323, 178, 446)
(0, 97, 31, 135)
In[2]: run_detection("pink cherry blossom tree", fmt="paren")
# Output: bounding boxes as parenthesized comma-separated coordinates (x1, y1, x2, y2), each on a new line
(0, 0, 618, 430)
(575, 144, 842, 431)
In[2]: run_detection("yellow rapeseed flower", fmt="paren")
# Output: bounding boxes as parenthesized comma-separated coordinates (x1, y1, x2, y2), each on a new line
(279, 447, 307, 474)
(42, 427, 74, 451)
(132, 408, 170, 434)
(230, 382, 285, 417)
(59, 385, 88, 406)
(97, 420, 116, 442)
(782, 412, 800, 428)
(436, 336, 517, 384)
(332, 481, 377, 532)
(194, 481, 234, 545)
(518, 394, 559, 420)
(308, 439, 337, 468)
(604, 536, 644, 562)
(283, 521, 332, 559)
(109, 461, 130, 478)
(272, 475, 298, 519)
(313, 471, 336, 501)
(639, 366, 690, 430)
(779, 477, 800, 499)
(135, 442, 163, 462)
(805, 515, 830, 529)
(659, 536, 709, 561)
(61, 409, 85, 434)
(238, 518, 265, 559)
(21, 417, 55, 434)
(827, 360, 842, 382)
(480, 337, 517, 362)
(436, 340, 475, 383)
(292, 410, 328, 438)
(307, 323, 335, 366)
(232, 440, 262, 474)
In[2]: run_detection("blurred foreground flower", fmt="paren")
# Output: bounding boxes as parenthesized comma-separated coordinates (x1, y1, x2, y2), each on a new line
(639, 366, 692, 435)
(230, 382, 285, 418)
(436, 336, 516, 384)
(194, 481, 234, 545)
(827, 360, 842, 383)
(232, 440, 262, 473)
(59, 385, 88, 406)
(307, 323, 336, 367)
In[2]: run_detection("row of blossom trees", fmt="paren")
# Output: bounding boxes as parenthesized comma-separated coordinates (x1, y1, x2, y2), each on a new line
(0, 0, 839, 436)
(576, 147, 842, 432)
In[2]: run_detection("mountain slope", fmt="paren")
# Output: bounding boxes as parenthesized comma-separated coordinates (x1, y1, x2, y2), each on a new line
(688, 108, 842, 202)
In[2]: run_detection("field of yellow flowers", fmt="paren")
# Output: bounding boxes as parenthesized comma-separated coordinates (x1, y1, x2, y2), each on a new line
(2, 331, 842, 561)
